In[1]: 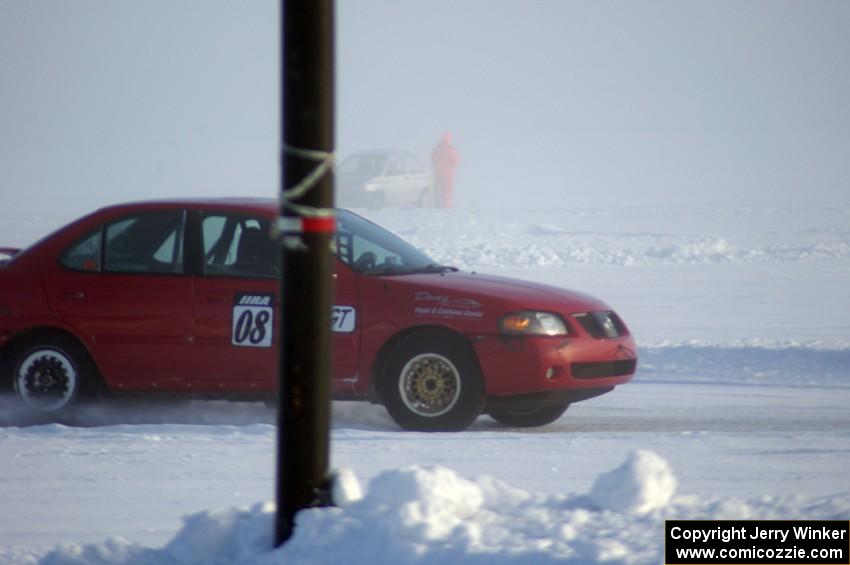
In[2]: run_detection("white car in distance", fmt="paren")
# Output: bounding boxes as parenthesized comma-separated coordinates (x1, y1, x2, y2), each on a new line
(337, 150, 434, 209)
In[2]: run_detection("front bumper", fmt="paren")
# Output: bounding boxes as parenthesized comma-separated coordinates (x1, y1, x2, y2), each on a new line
(471, 332, 637, 397)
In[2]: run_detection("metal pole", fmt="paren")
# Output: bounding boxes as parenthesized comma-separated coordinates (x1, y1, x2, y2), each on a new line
(275, 0, 335, 547)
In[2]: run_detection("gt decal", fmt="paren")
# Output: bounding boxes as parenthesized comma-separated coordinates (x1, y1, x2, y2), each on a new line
(233, 293, 274, 347)
(331, 306, 356, 333)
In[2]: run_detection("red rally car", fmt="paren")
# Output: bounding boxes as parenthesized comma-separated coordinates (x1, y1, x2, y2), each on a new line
(0, 199, 636, 431)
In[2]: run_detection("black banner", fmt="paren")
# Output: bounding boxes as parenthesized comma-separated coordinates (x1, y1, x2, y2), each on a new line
(665, 520, 849, 564)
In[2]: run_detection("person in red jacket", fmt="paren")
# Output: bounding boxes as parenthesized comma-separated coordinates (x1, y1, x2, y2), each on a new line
(431, 132, 459, 208)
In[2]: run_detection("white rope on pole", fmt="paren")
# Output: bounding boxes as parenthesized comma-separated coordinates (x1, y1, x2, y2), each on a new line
(280, 143, 336, 219)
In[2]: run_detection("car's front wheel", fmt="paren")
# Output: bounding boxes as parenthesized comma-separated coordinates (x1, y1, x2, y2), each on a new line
(489, 404, 569, 428)
(382, 331, 484, 431)
(10, 336, 95, 413)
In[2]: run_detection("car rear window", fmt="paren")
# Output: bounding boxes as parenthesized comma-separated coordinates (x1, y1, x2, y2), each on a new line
(59, 229, 102, 272)
(103, 210, 185, 274)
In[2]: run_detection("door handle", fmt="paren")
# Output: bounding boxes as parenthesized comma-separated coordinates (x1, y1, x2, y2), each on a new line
(63, 291, 85, 300)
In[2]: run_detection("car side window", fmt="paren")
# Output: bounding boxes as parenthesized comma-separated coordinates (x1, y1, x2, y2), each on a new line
(333, 226, 403, 273)
(406, 155, 425, 174)
(338, 157, 360, 175)
(334, 210, 435, 275)
(59, 229, 102, 272)
(352, 233, 402, 267)
(202, 214, 279, 278)
(369, 155, 386, 176)
(385, 156, 405, 176)
(104, 210, 185, 274)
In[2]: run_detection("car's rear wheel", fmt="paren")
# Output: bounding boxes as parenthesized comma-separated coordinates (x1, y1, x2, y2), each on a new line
(10, 336, 96, 413)
(382, 331, 484, 431)
(489, 404, 569, 428)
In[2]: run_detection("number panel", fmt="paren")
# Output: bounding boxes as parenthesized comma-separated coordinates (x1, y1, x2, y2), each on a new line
(232, 293, 274, 347)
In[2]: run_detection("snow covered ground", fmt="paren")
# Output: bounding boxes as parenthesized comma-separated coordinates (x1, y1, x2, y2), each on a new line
(1, 201, 849, 564)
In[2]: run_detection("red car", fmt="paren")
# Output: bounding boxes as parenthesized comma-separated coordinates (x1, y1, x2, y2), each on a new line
(0, 199, 636, 431)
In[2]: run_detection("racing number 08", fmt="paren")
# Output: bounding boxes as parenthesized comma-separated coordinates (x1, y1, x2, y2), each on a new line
(233, 308, 272, 346)
(232, 294, 275, 348)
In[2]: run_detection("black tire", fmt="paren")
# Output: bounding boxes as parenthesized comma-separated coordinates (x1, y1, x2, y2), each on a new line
(489, 403, 569, 428)
(10, 335, 97, 413)
(382, 331, 484, 431)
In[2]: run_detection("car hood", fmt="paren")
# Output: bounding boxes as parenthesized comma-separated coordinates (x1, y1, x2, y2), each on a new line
(384, 270, 612, 313)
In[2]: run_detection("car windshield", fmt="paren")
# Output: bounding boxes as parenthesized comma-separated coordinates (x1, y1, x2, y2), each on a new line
(339, 154, 387, 178)
(335, 210, 454, 276)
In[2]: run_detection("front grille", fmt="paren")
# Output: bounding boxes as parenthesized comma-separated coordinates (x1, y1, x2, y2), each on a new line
(572, 359, 637, 379)
(573, 311, 627, 338)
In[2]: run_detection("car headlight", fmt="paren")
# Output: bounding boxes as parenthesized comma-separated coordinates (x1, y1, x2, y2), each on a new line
(499, 311, 568, 336)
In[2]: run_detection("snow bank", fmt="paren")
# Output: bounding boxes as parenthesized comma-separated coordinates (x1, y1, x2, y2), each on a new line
(639, 341, 850, 388)
(10, 203, 847, 269)
(589, 450, 676, 514)
(34, 452, 850, 565)
(361, 204, 850, 268)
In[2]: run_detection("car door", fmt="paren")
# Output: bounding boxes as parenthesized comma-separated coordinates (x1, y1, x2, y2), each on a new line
(46, 209, 194, 390)
(330, 255, 361, 396)
(337, 154, 368, 207)
(382, 154, 407, 205)
(404, 153, 432, 205)
(191, 211, 360, 395)
(191, 212, 279, 393)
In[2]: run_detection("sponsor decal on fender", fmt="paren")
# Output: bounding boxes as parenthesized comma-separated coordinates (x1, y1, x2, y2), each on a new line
(413, 291, 484, 319)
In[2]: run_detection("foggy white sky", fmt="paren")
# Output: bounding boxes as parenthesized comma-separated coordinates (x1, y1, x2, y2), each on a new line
(2, 1, 849, 217)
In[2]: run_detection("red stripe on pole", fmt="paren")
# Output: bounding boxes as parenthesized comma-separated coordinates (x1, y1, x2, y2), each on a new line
(302, 216, 336, 233)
